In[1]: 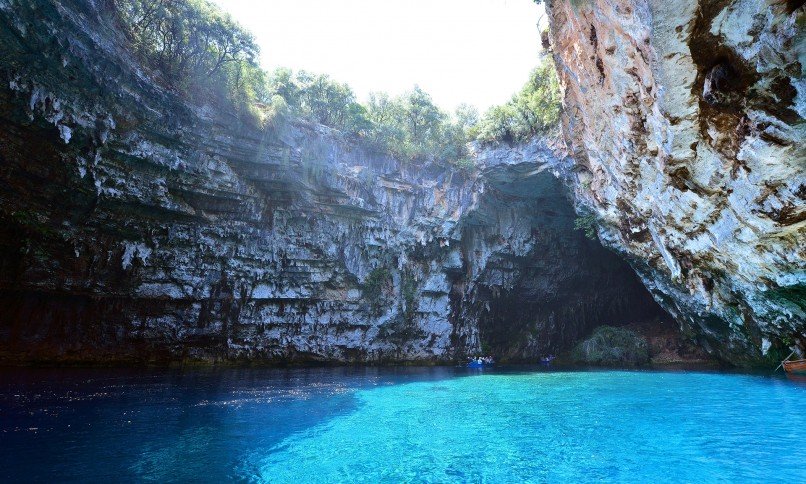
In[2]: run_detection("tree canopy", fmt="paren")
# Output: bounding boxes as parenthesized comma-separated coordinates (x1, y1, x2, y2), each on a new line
(476, 61, 561, 144)
(265, 70, 473, 167)
(264, 69, 371, 134)
(113, 0, 264, 114)
(112, 0, 561, 167)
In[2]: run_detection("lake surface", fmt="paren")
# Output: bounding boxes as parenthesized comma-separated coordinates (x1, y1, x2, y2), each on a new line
(1, 366, 804, 482)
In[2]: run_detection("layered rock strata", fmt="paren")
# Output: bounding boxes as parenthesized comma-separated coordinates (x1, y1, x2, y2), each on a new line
(0, 0, 669, 364)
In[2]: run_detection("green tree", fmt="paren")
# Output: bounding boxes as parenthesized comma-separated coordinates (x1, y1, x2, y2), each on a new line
(266, 69, 371, 134)
(366, 92, 399, 126)
(477, 60, 561, 143)
(265, 67, 300, 107)
(363, 88, 476, 166)
(361, 92, 402, 153)
(114, 0, 263, 114)
(455, 103, 480, 137)
(402, 86, 444, 149)
(296, 72, 349, 126)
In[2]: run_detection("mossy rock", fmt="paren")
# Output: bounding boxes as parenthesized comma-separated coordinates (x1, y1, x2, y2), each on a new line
(363, 267, 393, 316)
(571, 326, 650, 366)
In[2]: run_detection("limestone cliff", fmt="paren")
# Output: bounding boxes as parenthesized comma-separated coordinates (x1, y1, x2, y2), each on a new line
(545, 0, 804, 364)
(6, 0, 795, 367)
(0, 0, 665, 364)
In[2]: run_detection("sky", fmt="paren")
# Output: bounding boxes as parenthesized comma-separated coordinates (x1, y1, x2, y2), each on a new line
(210, 0, 546, 112)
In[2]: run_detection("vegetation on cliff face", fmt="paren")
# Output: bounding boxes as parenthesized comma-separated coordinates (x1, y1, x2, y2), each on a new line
(112, 0, 560, 168)
(574, 213, 599, 240)
(363, 267, 393, 316)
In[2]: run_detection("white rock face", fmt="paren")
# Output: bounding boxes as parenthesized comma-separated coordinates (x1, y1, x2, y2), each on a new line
(546, 0, 805, 362)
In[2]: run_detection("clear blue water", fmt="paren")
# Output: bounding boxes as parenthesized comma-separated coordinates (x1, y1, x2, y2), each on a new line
(2, 367, 804, 483)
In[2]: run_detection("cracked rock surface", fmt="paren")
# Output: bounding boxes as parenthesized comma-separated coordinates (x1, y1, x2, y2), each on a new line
(546, 0, 804, 364)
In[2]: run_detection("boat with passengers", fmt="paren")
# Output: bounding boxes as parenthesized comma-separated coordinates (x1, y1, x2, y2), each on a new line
(467, 356, 495, 368)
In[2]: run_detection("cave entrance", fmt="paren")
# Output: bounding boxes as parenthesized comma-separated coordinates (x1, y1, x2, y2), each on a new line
(458, 164, 674, 362)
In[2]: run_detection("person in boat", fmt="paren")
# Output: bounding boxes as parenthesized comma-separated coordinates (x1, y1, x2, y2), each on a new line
(467, 356, 493, 365)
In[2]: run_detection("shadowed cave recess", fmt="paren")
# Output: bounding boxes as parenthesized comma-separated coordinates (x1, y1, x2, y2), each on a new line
(452, 160, 670, 362)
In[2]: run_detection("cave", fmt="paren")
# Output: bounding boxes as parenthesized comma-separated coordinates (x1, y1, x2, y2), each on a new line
(454, 161, 672, 362)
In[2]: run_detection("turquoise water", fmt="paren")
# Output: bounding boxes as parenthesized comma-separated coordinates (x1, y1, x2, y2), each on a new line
(2, 367, 804, 482)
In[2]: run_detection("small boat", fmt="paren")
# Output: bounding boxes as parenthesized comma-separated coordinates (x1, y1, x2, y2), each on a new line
(782, 359, 806, 375)
(466, 357, 494, 368)
(539, 355, 556, 365)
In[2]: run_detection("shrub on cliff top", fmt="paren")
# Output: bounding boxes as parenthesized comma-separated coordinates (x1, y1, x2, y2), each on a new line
(363, 87, 475, 165)
(264, 68, 372, 135)
(265, 73, 474, 168)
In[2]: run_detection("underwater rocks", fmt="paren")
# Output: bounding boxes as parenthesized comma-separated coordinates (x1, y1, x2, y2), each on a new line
(546, 0, 805, 365)
(571, 326, 650, 366)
